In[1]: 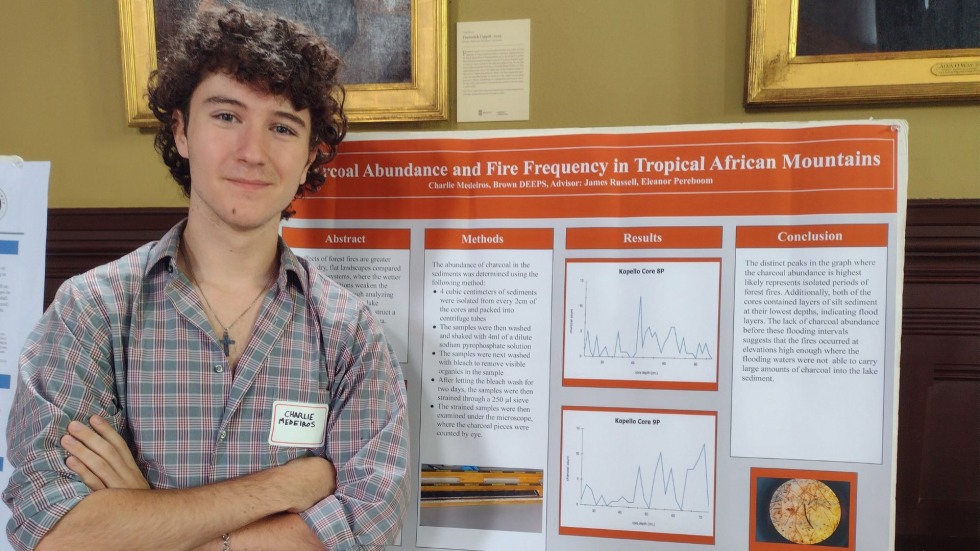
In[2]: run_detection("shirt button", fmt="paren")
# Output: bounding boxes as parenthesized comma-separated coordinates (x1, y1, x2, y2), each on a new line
(213, 365, 224, 373)
(218, 430, 227, 441)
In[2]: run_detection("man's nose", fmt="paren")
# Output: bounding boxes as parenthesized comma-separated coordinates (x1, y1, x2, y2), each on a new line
(236, 123, 268, 164)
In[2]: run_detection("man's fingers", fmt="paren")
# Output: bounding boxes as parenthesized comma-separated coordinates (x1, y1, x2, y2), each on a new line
(61, 433, 123, 487)
(65, 418, 151, 490)
(63, 422, 134, 488)
(65, 454, 107, 491)
(89, 415, 150, 490)
(89, 416, 140, 470)
(67, 420, 121, 464)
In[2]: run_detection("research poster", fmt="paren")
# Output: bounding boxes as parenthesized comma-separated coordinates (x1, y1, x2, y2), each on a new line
(283, 121, 906, 550)
(0, 159, 49, 551)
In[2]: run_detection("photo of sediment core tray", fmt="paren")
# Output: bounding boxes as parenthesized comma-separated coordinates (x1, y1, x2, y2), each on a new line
(419, 464, 545, 533)
(420, 464, 543, 506)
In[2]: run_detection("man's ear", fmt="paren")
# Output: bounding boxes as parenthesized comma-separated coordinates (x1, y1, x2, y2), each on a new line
(302, 148, 317, 182)
(173, 110, 189, 159)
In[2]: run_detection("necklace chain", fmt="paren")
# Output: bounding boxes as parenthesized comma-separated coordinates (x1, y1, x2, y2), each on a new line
(179, 241, 274, 356)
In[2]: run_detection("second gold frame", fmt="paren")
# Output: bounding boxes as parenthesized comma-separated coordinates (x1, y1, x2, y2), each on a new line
(745, 0, 980, 106)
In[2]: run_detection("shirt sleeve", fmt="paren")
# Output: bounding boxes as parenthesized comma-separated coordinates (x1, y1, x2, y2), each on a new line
(299, 296, 410, 550)
(3, 277, 125, 551)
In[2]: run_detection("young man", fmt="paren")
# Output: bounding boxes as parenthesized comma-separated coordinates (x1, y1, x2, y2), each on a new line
(3, 5, 408, 550)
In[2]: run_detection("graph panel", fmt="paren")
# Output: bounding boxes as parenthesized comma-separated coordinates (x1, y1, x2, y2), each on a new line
(559, 407, 716, 543)
(563, 258, 720, 388)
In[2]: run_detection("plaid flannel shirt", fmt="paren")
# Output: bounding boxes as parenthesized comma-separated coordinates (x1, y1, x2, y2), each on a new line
(4, 221, 408, 550)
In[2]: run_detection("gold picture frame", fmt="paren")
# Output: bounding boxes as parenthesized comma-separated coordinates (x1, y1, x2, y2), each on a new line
(746, 0, 980, 105)
(118, 0, 447, 126)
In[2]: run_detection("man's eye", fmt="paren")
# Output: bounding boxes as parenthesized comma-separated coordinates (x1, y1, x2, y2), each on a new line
(273, 124, 297, 136)
(215, 113, 237, 122)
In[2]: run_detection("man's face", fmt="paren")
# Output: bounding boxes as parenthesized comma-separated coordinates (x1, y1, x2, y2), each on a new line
(174, 72, 315, 233)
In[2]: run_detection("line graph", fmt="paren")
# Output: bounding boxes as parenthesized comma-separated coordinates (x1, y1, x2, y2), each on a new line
(583, 295, 713, 360)
(560, 407, 716, 541)
(577, 441, 710, 512)
(563, 259, 719, 387)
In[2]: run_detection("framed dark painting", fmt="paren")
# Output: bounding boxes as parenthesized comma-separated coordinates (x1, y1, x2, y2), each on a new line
(119, 0, 446, 125)
(746, 0, 980, 105)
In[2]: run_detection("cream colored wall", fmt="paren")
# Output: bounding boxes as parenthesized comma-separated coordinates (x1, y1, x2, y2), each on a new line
(1, 0, 976, 208)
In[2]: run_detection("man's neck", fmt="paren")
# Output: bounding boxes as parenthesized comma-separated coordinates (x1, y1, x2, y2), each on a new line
(180, 214, 280, 289)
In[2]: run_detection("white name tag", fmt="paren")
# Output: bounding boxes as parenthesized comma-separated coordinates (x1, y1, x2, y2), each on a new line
(268, 400, 328, 448)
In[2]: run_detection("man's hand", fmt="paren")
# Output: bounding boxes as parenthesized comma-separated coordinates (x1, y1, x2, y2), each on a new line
(61, 415, 150, 491)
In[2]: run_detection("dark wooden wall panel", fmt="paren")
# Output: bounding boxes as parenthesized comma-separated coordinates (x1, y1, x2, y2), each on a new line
(42, 200, 980, 548)
(44, 208, 185, 305)
(897, 199, 979, 551)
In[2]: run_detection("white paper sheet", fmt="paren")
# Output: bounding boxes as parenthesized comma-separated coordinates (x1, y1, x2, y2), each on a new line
(0, 158, 49, 549)
(457, 19, 531, 123)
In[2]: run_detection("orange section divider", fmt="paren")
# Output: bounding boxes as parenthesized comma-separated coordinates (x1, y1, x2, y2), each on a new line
(294, 123, 900, 220)
(281, 227, 410, 249)
(566, 226, 723, 249)
(736, 224, 888, 248)
(425, 228, 554, 250)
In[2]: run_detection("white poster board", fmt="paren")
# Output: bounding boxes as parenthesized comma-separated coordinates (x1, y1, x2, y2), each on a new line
(0, 158, 49, 550)
(285, 121, 906, 551)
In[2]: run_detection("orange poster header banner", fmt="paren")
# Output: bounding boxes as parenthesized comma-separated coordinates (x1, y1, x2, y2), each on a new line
(425, 228, 554, 250)
(281, 228, 410, 249)
(736, 224, 889, 248)
(292, 122, 903, 220)
(567, 226, 723, 249)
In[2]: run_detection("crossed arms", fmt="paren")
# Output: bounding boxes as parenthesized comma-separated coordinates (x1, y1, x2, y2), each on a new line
(5, 261, 409, 551)
(39, 416, 332, 551)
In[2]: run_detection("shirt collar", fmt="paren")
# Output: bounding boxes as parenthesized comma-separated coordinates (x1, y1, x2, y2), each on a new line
(277, 239, 310, 295)
(145, 219, 309, 296)
(145, 219, 186, 277)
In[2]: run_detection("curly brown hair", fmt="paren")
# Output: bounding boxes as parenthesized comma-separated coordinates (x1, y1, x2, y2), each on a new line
(147, 4, 347, 218)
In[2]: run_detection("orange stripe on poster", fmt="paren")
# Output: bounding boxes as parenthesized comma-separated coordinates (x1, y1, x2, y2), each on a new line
(558, 526, 713, 545)
(425, 228, 554, 250)
(295, 123, 900, 220)
(281, 228, 411, 249)
(736, 224, 888, 248)
(567, 226, 723, 249)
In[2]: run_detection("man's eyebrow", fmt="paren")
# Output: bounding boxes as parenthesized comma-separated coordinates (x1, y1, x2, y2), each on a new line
(203, 95, 246, 109)
(203, 96, 308, 129)
(273, 110, 308, 130)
